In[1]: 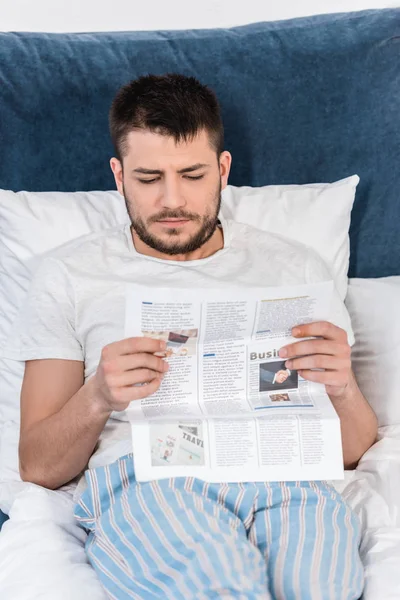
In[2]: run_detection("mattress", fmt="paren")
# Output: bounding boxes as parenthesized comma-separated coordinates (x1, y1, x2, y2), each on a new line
(0, 426, 399, 599)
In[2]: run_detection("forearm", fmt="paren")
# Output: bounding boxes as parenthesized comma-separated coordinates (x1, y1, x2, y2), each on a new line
(19, 377, 111, 490)
(329, 370, 378, 469)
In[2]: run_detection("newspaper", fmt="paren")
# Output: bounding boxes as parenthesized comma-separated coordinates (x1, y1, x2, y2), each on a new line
(124, 280, 344, 483)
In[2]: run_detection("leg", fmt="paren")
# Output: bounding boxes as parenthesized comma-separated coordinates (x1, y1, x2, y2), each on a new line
(74, 455, 272, 600)
(249, 481, 364, 600)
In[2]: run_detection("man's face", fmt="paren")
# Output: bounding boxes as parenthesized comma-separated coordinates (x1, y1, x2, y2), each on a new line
(110, 129, 231, 256)
(275, 370, 289, 384)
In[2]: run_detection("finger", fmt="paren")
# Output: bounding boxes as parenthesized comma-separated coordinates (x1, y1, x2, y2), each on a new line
(103, 353, 169, 375)
(285, 355, 349, 371)
(279, 340, 348, 359)
(102, 337, 166, 359)
(297, 369, 348, 387)
(107, 368, 162, 388)
(114, 375, 163, 403)
(291, 322, 348, 343)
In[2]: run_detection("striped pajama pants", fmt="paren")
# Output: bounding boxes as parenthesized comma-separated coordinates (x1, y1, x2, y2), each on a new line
(74, 454, 364, 600)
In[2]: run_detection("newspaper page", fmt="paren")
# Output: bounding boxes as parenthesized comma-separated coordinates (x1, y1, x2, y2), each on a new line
(125, 280, 344, 483)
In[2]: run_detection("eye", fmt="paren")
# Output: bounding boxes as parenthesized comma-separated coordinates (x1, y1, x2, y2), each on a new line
(137, 178, 159, 184)
(184, 175, 204, 180)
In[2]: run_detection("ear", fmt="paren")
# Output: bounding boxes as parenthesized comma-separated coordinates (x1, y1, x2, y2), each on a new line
(219, 151, 232, 191)
(110, 157, 124, 196)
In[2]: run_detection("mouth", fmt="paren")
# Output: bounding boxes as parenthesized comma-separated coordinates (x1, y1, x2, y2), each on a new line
(156, 219, 191, 228)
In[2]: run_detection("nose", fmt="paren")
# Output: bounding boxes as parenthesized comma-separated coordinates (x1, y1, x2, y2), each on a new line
(160, 176, 187, 210)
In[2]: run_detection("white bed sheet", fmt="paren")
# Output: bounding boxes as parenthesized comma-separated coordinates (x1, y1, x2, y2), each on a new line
(0, 427, 400, 600)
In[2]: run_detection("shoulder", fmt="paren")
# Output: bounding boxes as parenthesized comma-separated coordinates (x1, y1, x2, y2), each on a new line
(40, 223, 130, 272)
(226, 218, 332, 281)
(227, 218, 310, 256)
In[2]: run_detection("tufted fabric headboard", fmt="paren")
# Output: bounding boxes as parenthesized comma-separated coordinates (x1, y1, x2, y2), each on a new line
(0, 8, 399, 278)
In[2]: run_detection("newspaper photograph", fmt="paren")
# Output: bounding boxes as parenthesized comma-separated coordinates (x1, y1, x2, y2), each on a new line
(125, 280, 344, 483)
(248, 340, 315, 410)
(150, 421, 205, 467)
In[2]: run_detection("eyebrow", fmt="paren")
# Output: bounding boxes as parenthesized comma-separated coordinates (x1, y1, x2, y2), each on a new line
(132, 163, 210, 175)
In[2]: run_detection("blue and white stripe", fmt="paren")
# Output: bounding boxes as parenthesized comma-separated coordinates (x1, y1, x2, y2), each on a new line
(74, 454, 364, 599)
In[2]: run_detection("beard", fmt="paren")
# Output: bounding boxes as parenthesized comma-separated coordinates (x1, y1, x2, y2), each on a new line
(122, 182, 222, 256)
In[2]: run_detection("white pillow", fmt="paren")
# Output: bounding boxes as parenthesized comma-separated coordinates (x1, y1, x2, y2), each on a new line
(1, 175, 358, 289)
(0, 178, 357, 491)
(0, 189, 129, 262)
(345, 277, 400, 427)
(221, 174, 359, 301)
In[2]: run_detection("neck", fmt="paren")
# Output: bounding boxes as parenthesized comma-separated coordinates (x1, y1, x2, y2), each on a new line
(131, 225, 224, 262)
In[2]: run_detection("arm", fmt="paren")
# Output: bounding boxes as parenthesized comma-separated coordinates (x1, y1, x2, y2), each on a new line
(20, 337, 168, 490)
(325, 369, 377, 469)
(260, 368, 275, 384)
(19, 359, 111, 489)
(279, 322, 378, 469)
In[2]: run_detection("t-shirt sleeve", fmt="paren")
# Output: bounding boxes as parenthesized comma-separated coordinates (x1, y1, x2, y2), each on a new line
(1, 257, 84, 362)
(305, 248, 355, 347)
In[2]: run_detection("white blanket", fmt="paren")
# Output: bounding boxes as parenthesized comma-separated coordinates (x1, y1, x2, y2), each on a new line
(1, 427, 400, 599)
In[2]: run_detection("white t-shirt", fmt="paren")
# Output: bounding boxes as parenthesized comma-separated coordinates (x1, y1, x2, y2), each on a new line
(3, 217, 354, 494)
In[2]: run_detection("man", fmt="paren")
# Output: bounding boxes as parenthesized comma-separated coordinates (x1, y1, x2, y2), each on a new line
(8, 74, 377, 599)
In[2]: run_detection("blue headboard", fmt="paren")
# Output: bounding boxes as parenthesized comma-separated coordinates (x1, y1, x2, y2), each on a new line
(0, 8, 399, 278)
(0, 511, 8, 529)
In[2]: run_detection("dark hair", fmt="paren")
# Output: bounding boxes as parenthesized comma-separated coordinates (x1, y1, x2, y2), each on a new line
(109, 73, 224, 161)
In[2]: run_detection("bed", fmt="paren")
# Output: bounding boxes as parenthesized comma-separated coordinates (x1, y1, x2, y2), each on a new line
(1, 8, 400, 599)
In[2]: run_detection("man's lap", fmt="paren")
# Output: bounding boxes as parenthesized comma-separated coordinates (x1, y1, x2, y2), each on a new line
(74, 454, 364, 599)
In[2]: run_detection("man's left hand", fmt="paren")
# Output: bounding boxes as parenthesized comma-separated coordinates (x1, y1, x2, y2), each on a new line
(278, 321, 352, 399)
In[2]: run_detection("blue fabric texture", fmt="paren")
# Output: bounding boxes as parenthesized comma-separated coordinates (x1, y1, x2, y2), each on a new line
(0, 511, 8, 529)
(0, 8, 399, 278)
(74, 453, 364, 599)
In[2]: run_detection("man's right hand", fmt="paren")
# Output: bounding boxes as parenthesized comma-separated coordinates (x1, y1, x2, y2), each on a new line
(93, 337, 169, 413)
